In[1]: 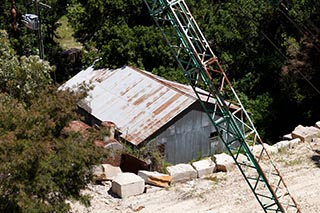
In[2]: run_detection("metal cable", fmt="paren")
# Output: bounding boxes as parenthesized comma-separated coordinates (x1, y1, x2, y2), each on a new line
(234, 0, 320, 96)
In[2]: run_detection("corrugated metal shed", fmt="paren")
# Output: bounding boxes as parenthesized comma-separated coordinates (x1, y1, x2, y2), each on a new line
(61, 65, 215, 145)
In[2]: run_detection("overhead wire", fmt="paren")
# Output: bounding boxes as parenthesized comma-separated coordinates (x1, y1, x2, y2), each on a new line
(277, 3, 320, 52)
(234, 0, 320, 96)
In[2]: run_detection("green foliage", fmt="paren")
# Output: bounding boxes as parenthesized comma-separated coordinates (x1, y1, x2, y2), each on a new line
(66, 1, 177, 74)
(288, 0, 317, 24)
(236, 90, 273, 140)
(0, 86, 105, 212)
(0, 4, 318, 212)
(0, 30, 15, 57)
(0, 30, 54, 102)
(0, 0, 79, 82)
(54, 15, 83, 50)
(123, 140, 167, 173)
(64, 0, 320, 142)
(151, 66, 188, 85)
(0, 29, 105, 212)
(2, 0, 319, 143)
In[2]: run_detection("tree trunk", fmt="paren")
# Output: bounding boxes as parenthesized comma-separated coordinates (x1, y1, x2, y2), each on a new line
(11, 0, 17, 31)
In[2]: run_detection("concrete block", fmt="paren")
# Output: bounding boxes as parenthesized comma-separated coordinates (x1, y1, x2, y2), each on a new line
(112, 173, 145, 198)
(166, 164, 197, 183)
(191, 158, 216, 178)
(138, 170, 171, 187)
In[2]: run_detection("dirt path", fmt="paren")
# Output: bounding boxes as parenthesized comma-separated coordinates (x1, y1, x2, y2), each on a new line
(71, 142, 320, 212)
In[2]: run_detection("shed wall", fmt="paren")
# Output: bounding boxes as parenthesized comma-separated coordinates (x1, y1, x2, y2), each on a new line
(79, 102, 229, 165)
(155, 105, 224, 164)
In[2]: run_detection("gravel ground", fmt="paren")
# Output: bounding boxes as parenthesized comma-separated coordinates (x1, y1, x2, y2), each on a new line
(70, 141, 320, 212)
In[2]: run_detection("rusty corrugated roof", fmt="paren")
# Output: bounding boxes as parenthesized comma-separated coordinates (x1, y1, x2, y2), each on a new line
(61, 66, 215, 145)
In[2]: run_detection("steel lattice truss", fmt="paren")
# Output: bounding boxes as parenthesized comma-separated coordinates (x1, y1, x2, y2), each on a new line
(144, 0, 301, 212)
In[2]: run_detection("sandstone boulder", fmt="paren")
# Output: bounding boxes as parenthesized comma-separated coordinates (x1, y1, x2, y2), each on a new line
(251, 143, 278, 158)
(102, 164, 122, 180)
(273, 140, 291, 150)
(282, 133, 293, 140)
(138, 170, 171, 187)
(93, 164, 122, 181)
(273, 139, 300, 150)
(289, 138, 301, 149)
(214, 153, 235, 172)
(237, 153, 250, 164)
(291, 125, 320, 143)
(92, 165, 105, 181)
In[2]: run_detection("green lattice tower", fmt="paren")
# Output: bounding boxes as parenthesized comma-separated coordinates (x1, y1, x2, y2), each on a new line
(144, 0, 301, 212)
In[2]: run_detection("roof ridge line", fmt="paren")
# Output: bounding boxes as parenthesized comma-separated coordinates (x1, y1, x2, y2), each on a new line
(127, 65, 197, 100)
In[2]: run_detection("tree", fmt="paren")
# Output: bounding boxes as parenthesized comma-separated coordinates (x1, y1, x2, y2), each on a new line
(65, 0, 319, 142)
(0, 0, 38, 56)
(66, 0, 178, 74)
(263, 0, 320, 138)
(0, 87, 105, 212)
(0, 30, 106, 212)
(0, 30, 53, 103)
(0, 0, 76, 77)
(190, 0, 320, 141)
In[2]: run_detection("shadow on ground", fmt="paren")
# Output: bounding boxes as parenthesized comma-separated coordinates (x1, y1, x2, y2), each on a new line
(311, 155, 320, 168)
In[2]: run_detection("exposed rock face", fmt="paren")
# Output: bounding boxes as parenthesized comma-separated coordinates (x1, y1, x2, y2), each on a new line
(214, 153, 235, 172)
(138, 170, 171, 187)
(166, 164, 197, 183)
(273, 140, 291, 150)
(291, 125, 320, 143)
(112, 173, 145, 198)
(191, 158, 216, 178)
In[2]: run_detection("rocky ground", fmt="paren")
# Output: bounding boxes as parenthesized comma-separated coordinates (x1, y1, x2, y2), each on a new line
(70, 139, 320, 213)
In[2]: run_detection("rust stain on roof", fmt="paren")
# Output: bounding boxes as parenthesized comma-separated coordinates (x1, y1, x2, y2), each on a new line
(62, 65, 216, 146)
(61, 120, 90, 136)
(133, 94, 147, 106)
(154, 93, 181, 115)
